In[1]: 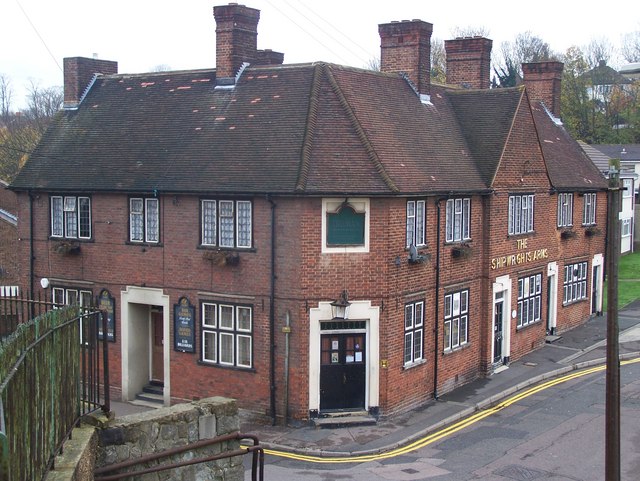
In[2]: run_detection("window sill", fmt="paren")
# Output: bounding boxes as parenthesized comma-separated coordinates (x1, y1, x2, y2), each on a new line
(126, 241, 163, 247)
(562, 298, 588, 307)
(443, 342, 470, 355)
(402, 358, 427, 370)
(199, 246, 256, 253)
(516, 319, 543, 332)
(444, 240, 472, 246)
(197, 360, 256, 373)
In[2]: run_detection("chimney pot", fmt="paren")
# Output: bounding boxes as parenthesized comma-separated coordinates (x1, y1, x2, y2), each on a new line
(214, 3, 261, 82)
(379, 19, 433, 96)
(522, 61, 564, 118)
(444, 37, 492, 89)
(63, 57, 117, 109)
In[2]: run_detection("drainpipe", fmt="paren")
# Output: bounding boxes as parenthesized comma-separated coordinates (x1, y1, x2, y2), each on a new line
(267, 195, 277, 425)
(29, 192, 35, 301)
(434, 199, 442, 400)
(283, 311, 291, 426)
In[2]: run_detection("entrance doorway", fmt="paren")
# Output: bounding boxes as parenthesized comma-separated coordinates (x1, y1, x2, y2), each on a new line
(592, 264, 601, 314)
(320, 333, 365, 411)
(493, 292, 505, 365)
(151, 309, 164, 383)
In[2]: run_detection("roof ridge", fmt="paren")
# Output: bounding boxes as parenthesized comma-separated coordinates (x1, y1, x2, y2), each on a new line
(324, 64, 399, 193)
(295, 63, 324, 192)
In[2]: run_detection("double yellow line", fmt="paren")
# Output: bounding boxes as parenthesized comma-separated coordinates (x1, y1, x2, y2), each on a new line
(263, 357, 640, 464)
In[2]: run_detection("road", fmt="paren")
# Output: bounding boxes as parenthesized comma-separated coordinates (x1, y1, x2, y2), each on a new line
(248, 359, 640, 480)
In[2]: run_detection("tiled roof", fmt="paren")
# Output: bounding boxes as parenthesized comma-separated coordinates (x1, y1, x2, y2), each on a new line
(12, 63, 493, 195)
(531, 102, 607, 190)
(12, 61, 603, 196)
(590, 144, 640, 163)
(578, 141, 611, 173)
(447, 87, 524, 186)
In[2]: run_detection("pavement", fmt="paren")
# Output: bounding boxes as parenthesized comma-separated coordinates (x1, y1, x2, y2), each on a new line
(111, 299, 640, 458)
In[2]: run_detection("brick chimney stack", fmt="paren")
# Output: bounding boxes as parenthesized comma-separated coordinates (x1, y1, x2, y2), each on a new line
(522, 61, 564, 118)
(213, 4, 260, 81)
(63, 57, 118, 109)
(444, 37, 492, 89)
(379, 20, 433, 97)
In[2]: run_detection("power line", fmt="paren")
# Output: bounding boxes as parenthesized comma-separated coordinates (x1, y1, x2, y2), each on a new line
(287, 0, 373, 60)
(280, 0, 373, 66)
(15, 0, 62, 74)
(263, 0, 354, 66)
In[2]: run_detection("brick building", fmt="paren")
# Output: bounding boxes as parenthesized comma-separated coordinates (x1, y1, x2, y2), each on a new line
(9, 4, 608, 423)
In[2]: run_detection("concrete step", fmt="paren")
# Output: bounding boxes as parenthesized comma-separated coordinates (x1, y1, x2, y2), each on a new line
(311, 411, 377, 429)
(135, 388, 164, 406)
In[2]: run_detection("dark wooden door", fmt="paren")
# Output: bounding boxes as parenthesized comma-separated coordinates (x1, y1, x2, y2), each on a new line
(320, 333, 365, 411)
(493, 299, 504, 364)
(151, 311, 164, 383)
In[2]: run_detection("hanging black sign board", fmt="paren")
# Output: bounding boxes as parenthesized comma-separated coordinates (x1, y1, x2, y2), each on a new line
(97, 289, 116, 342)
(174, 297, 195, 353)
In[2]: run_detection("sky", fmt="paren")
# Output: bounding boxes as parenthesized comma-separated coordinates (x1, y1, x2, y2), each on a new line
(2, 0, 639, 109)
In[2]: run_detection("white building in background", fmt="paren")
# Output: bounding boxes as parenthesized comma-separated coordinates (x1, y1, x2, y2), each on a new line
(579, 142, 637, 254)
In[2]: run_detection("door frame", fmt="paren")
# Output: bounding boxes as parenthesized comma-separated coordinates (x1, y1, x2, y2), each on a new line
(547, 262, 558, 334)
(309, 300, 379, 416)
(121, 286, 171, 405)
(591, 254, 604, 315)
(492, 275, 512, 367)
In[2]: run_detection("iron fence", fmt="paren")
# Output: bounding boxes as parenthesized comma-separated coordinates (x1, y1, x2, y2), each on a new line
(0, 296, 110, 481)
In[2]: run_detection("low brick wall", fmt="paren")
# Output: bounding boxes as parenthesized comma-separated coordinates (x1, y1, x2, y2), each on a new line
(96, 397, 244, 481)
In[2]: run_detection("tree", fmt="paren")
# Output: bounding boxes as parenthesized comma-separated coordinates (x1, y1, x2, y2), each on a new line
(621, 30, 640, 63)
(560, 46, 592, 140)
(431, 37, 446, 83)
(450, 26, 490, 39)
(0, 77, 62, 181)
(493, 32, 555, 87)
(0, 74, 12, 124)
(24, 82, 63, 131)
(585, 37, 614, 68)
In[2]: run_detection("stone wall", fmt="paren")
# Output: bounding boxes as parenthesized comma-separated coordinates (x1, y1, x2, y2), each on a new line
(96, 397, 244, 481)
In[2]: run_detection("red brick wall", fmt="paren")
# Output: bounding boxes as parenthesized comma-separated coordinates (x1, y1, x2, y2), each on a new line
(445, 37, 493, 89)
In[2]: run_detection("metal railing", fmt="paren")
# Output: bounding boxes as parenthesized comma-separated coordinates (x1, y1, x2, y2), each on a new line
(0, 296, 110, 481)
(94, 432, 264, 481)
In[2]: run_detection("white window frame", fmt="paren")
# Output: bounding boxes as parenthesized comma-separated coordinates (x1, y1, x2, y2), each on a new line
(200, 302, 253, 369)
(129, 197, 159, 243)
(557, 193, 573, 228)
(444, 289, 469, 352)
(582, 193, 597, 226)
(406, 200, 426, 248)
(563, 261, 588, 305)
(622, 178, 633, 198)
(322, 198, 370, 253)
(517, 273, 542, 328)
(403, 301, 424, 366)
(445, 198, 471, 243)
(200, 199, 252, 249)
(622, 218, 631, 237)
(508, 194, 535, 235)
(52, 287, 93, 343)
(51, 195, 91, 239)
